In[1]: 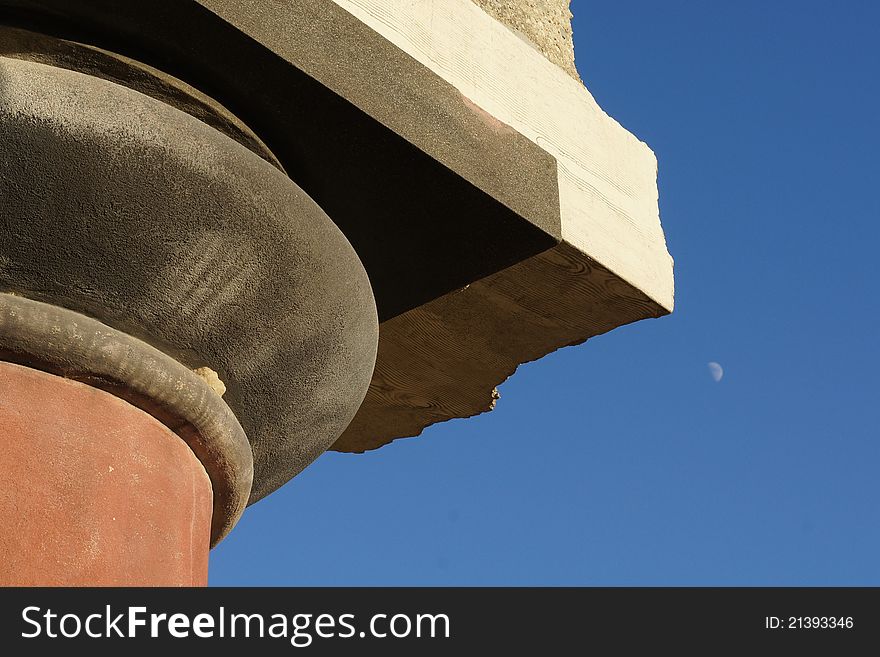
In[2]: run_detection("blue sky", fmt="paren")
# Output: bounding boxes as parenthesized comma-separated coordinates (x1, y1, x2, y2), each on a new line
(211, 1, 880, 585)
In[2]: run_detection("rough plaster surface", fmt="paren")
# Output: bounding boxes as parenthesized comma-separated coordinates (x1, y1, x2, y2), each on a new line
(0, 25, 283, 170)
(0, 57, 379, 503)
(470, 0, 580, 80)
(0, 362, 212, 586)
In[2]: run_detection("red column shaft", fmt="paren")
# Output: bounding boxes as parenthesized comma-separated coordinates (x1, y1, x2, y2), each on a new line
(0, 361, 213, 586)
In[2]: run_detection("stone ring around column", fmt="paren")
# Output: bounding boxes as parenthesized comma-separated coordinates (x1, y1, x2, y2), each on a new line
(0, 293, 251, 547)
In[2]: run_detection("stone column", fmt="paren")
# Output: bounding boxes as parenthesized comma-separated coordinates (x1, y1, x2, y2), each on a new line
(0, 27, 378, 586)
(0, 362, 214, 586)
(0, 295, 254, 586)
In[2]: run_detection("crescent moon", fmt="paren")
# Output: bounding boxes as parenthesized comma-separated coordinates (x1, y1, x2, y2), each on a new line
(707, 362, 723, 382)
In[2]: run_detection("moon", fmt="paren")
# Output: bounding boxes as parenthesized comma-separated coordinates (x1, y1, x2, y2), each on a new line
(707, 362, 723, 382)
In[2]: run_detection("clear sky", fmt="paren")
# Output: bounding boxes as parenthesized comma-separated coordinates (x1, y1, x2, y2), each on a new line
(211, 1, 880, 585)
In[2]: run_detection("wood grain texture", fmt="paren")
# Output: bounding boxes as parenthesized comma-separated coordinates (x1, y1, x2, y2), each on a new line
(332, 242, 667, 453)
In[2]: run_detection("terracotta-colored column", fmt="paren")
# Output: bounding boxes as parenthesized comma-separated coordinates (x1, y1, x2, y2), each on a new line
(0, 362, 213, 586)
(0, 294, 253, 587)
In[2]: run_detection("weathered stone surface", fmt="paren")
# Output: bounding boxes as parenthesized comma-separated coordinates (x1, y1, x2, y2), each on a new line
(334, 243, 665, 452)
(470, 0, 580, 80)
(0, 25, 283, 169)
(0, 57, 378, 502)
(0, 362, 212, 586)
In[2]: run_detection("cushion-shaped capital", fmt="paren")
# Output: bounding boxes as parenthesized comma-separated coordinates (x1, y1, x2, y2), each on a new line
(0, 57, 379, 503)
